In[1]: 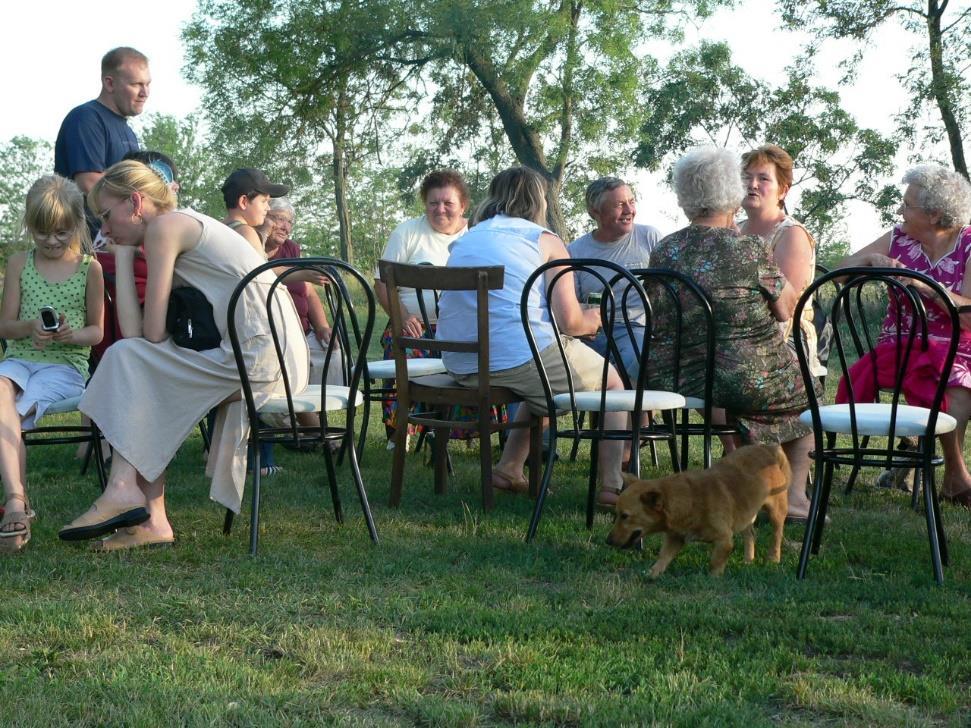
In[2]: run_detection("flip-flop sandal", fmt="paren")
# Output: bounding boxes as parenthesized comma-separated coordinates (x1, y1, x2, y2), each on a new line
(491, 469, 528, 494)
(58, 498, 149, 542)
(942, 489, 971, 509)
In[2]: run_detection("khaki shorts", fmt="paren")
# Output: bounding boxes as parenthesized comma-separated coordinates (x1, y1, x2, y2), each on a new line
(452, 336, 607, 415)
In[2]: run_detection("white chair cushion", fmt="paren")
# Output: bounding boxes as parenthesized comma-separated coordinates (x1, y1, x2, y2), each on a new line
(43, 395, 82, 415)
(682, 396, 704, 409)
(259, 385, 364, 414)
(800, 403, 957, 437)
(554, 390, 686, 413)
(366, 358, 446, 379)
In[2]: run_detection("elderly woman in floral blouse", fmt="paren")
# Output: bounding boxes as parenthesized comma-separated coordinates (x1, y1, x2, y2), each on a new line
(648, 147, 814, 520)
(840, 164, 971, 508)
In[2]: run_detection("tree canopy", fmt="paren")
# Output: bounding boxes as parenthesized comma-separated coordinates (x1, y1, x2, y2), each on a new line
(779, 0, 970, 179)
(636, 41, 897, 255)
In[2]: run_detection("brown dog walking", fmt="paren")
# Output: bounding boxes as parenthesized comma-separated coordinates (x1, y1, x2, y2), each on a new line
(606, 444, 790, 577)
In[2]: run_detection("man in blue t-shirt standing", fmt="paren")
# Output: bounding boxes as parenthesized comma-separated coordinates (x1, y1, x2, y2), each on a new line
(54, 47, 151, 236)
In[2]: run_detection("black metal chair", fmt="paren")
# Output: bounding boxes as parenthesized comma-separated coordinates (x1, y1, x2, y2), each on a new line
(359, 274, 445, 462)
(521, 259, 686, 541)
(794, 267, 959, 584)
(225, 257, 378, 554)
(21, 394, 109, 491)
(627, 268, 740, 470)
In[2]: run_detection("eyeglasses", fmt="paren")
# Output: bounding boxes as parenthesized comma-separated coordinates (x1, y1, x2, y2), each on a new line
(98, 198, 131, 226)
(33, 230, 73, 244)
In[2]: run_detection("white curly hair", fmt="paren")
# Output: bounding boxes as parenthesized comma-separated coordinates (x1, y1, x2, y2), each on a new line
(672, 147, 745, 220)
(902, 164, 971, 228)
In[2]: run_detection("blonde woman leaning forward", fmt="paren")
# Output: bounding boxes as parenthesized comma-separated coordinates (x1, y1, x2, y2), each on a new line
(58, 160, 308, 550)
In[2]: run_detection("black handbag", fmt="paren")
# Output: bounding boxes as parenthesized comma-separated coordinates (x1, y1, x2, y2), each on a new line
(166, 287, 221, 351)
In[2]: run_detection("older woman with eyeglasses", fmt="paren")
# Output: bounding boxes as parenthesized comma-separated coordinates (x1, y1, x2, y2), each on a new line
(840, 164, 971, 508)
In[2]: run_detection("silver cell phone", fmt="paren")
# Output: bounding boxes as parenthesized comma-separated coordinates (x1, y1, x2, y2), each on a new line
(39, 306, 60, 332)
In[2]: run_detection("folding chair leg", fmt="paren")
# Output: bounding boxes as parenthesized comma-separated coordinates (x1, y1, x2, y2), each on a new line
(479, 422, 494, 511)
(356, 390, 374, 462)
(414, 428, 428, 457)
(223, 509, 234, 535)
(249, 444, 262, 556)
(322, 444, 344, 523)
(526, 429, 558, 542)
(569, 412, 584, 461)
(811, 459, 836, 555)
(199, 419, 212, 453)
(928, 469, 948, 567)
(346, 437, 379, 543)
(388, 409, 410, 507)
(923, 463, 945, 584)
(91, 423, 108, 492)
(680, 409, 690, 471)
(80, 440, 93, 476)
(527, 417, 542, 498)
(433, 425, 450, 495)
(586, 431, 600, 530)
(911, 436, 925, 510)
(92, 443, 108, 492)
(797, 457, 827, 579)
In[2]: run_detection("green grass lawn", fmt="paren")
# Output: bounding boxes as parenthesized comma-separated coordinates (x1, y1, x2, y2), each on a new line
(1, 410, 970, 726)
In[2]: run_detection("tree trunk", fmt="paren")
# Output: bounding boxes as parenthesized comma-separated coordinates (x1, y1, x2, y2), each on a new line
(927, 1, 969, 179)
(462, 48, 570, 239)
(332, 84, 354, 262)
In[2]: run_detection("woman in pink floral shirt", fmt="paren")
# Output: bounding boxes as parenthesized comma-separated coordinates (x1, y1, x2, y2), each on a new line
(841, 164, 971, 507)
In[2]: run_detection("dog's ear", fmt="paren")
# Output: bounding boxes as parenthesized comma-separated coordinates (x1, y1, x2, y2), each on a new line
(621, 472, 639, 486)
(640, 489, 663, 511)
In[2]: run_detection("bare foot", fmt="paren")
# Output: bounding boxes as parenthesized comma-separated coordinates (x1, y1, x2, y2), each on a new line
(941, 472, 971, 499)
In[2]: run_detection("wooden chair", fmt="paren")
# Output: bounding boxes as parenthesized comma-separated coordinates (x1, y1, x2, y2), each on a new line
(520, 259, 686, 540)
(794, 267, 958, 584)
(226, 257, 378, 554)
(379, 260, 541, 510)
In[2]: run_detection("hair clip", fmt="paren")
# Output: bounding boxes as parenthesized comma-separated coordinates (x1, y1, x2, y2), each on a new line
(148, 159, 175, 185)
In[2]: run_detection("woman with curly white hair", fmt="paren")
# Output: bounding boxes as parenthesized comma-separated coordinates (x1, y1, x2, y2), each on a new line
(841, 163, 971, 507)
(648, 147, 815, 519)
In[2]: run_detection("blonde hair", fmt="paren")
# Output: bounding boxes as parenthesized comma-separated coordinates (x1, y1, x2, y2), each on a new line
(23, 175, 91, 254)
(89, 160, 178, 219)
(472, 166, 549, 226)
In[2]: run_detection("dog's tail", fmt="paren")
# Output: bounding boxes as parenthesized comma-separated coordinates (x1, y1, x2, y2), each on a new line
(768, 444, 791, 495)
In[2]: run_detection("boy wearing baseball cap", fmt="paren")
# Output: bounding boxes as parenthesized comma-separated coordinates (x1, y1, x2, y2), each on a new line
(221, 168, 289, 256)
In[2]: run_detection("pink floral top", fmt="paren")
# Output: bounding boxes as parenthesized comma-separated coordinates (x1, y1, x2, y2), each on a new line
(880, 224, 971, 389)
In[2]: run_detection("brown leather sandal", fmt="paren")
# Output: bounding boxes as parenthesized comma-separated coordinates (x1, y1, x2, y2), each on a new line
(0, 495, 35, 553)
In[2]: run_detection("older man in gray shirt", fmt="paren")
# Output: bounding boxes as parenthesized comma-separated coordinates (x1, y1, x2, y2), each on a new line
(568, 177, 661, 380)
